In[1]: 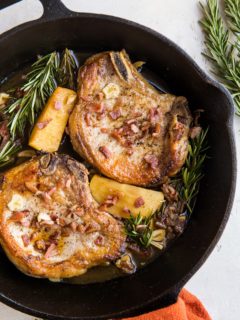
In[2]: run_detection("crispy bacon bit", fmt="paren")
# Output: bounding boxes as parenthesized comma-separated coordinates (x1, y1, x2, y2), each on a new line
(94, 235, 104, 246)
(54, 101, 62, 110)
(25, 181, 38, 193)
(99, 194, 119, 210)
(122, 207, 131, 214)
(109, 108, 122, 120)
(45, 243, 57, 258)
(35, 239, 46, 251)
(126, 148, 134, 155)
(141, 121, 150, 132)
(144, 154, 159, 169)
(77, 224, 87, 233)
(21, 234, 30, 247)
(37, 119, 52, 129)
(134, 197, 145, 208)
(133, 111, 143, 118)
(70, 221, 78, 232)
(50, 213, 58, 221)
(149, 108, 160, 123)
(48, 187, 56, 196)
(99, 146, 111, 159)
(10, 211, 29, 222)
(189, 126, 202, 139)
(106, 195, 119, 205)
(111, 130, 122, 142)
(85, 112, 91, 126)
(100, 128, 108, 134)
(56, 217, 66, 227)
(152, 123, 161, 137)
(89, 102, 105, 113)
(130, 123, 139, 133)
(126, 119, 136, 125)
(75, 208, 84, 217)
(21, 219, 31, 227)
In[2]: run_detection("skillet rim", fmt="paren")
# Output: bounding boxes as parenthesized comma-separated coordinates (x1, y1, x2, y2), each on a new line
(0, 12, 237, 319)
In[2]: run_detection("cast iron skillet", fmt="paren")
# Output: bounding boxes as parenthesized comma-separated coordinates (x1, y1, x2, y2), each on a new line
(0, 0, 237, 319)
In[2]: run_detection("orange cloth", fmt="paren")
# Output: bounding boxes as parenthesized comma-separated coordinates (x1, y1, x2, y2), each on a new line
(123, 289, 212, 320)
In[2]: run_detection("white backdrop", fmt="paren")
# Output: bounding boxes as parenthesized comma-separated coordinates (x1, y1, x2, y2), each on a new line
(0, 1, 239, 319)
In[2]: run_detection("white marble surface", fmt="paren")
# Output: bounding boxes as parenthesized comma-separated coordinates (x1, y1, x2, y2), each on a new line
(0, 0, 239, 319)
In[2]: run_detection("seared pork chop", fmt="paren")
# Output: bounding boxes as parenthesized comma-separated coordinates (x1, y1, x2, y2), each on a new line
(0, 154, 125, 280)
(69, 50, 192, 186)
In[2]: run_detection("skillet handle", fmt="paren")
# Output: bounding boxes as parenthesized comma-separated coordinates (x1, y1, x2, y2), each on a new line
(0, 0, 74, 19)
(38, 0, 74, 19)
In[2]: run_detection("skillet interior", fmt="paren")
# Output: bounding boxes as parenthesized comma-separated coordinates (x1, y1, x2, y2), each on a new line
(0, 10, 236, 320)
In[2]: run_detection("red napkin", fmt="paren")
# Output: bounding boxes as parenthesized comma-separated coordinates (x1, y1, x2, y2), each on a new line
(123, 289, 212, 320)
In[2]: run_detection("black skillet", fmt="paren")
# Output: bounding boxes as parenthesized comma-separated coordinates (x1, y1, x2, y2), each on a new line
(0, 0, 236, 319)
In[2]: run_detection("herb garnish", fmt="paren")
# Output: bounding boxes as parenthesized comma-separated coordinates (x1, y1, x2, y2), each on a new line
(4, 52, 60, 138)
(200, 0, 240, 115)
(58, 48, 78, 90)
(124, 213, 153, 248)
(0, 48, 79, 168)
(125, 128, 208, 248)
(0, 140, 21, 168)
(173, 128, 208, 213)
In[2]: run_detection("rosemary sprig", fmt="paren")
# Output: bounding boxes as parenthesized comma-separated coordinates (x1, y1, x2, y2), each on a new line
(4, 52, 60, 138)
(200, 0, 240, 114)
(124, 213, 153, 248)
(0, 140, 21, 167)
(58, 48, 78, 90)
(225, 0, 240, 34)
(174, 128, 208, 213)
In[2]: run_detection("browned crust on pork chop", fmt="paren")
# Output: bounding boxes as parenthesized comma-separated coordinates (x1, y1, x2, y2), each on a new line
(69, 50, 191, 186)
(0, 154, 125, 279)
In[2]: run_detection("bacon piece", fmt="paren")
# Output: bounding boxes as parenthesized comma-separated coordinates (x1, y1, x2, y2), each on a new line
(99, 146, 111, 159)
(85, 112, 91, 126)
(94, 235, 104, 246)
(70, 221, 78, 232)
(122, 207, 131, 214)
(149, 108, 160, 123)
(109, 108, 122, 120)
(37, 119, 52, 129)
(134, 197, 145, 208)
(75, 207, 84, 217)
(144, 154, 159, 169)
(54, 101, 62, 110)
(89, 102, 105, 113)
(48, 187, 56, 196)
(100, 128, 108, 133)
(21, 219, 31, 227)
(111, 130, 122, 142)
(21, 234, 30, 247)
(45, 243, 57, 258)
(10, 211, 29, 222)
